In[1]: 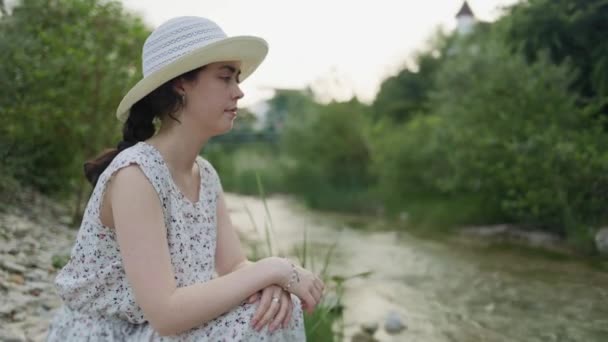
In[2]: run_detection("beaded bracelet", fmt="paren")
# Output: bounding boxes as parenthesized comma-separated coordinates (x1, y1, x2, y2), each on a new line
(282, 259, 300, 291)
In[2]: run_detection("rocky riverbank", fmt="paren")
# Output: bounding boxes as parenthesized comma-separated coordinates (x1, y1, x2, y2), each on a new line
(0, 190, 76, 342)
(459, 224, 608, 258)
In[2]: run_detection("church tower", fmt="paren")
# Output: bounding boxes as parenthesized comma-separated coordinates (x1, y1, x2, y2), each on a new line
(456, 1, 476, 35)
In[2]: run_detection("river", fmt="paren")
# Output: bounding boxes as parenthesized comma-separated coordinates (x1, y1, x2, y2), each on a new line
(226, 194, 608, 342)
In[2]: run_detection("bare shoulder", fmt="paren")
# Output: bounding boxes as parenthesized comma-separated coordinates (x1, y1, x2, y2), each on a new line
(107, 163, 146, 191)
(112, 163, 147, 183)
(108, 163, 161, 210)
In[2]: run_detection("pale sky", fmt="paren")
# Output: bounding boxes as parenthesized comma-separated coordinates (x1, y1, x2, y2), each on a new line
(121, 1, 519, 107)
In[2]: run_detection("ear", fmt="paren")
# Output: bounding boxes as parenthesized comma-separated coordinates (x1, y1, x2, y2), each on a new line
(172, 78, 187, 97)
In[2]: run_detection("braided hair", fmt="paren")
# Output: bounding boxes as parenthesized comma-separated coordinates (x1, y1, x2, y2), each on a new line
(83, 67, 202, 186)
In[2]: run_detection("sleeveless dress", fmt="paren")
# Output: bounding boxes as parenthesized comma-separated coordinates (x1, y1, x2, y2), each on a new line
(45, 141, 306, 341)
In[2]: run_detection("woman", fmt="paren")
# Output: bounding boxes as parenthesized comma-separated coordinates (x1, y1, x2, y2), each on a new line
(46, 16, 324, 341)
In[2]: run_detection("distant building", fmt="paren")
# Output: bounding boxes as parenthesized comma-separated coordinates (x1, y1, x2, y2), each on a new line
(456, 1, 476, 35)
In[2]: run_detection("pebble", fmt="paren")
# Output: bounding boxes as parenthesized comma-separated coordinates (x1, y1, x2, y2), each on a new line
(0, 192, 76, 339)
(2, 260, 27, 274)
(361, 321, 379, 335)
(384, 311, 406, 334)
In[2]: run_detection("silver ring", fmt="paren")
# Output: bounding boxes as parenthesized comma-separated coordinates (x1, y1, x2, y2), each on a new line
(271, 296, 280, 304)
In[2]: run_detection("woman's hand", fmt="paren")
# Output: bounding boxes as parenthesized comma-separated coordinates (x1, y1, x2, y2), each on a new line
(277, 258, 325, 314)
(248, 285, 293, 332)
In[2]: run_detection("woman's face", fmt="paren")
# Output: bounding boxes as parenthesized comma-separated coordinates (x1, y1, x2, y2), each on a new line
(179, 61, 244, 136)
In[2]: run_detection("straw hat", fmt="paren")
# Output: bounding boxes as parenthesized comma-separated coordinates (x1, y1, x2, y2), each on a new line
(116, 16, 268, 122)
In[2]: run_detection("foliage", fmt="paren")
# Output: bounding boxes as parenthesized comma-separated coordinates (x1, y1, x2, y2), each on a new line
(203, 143, 286, 195)
(0, 0, 149, 195)
(372, 32, 608, 249)
(281, 97, 375, 212)
(265, 88, 316, 133)
(435, 28, 608, 242)
(498, 0, 608, 115)
(371, 30, 451, 123)
(52, 253, 71, 270)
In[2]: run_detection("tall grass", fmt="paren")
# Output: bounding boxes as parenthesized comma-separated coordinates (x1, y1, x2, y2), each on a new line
(244, 173, 373, 340)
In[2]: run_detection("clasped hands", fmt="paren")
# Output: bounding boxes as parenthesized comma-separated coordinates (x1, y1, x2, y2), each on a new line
(248, 269, 325, 332)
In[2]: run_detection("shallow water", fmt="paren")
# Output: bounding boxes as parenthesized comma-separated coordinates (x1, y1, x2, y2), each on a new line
(226, 194, 608, 342)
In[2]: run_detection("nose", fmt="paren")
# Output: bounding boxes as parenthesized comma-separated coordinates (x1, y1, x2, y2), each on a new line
(233, 84, 244, 100)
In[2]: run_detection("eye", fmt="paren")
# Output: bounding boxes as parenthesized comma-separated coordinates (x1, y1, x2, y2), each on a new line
(221, 75, 241, 84)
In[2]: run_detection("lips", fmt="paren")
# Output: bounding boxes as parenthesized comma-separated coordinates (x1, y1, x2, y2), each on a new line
(224, 107, 237, 117)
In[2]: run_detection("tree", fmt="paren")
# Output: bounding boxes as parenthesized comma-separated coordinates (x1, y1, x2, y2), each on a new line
(0, 0, 149, 197)
(282, 97, 374, 211)
(372, 30, 452, 123)
(264, 88, 316, 133)
(499, 0, 608, 117)
(431, 37, 607, 238)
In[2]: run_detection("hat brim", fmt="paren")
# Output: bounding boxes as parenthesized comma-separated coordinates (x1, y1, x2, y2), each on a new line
(116, 36, 268, 122)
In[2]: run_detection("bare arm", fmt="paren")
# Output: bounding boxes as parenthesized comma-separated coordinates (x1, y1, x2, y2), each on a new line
(210, 187, 325, 315)
(109, 165, 290, 336)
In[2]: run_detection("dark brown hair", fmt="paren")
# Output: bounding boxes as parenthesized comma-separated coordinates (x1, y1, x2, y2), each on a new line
(83, 67, 203, 186)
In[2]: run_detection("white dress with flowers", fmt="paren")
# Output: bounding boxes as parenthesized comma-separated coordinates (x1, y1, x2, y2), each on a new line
(46, 141, 306, 341)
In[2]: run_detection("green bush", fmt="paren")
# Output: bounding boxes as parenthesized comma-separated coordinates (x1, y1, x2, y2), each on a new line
(433, 39, 608, 235)
(372, 36, 608, 248)
(281, 98, 376, 212)
(0, 0, 149, 195)
(203, 143, 285, 195)
(498, 0, 608, 116)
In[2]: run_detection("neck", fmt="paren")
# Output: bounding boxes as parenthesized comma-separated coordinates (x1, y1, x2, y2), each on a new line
(145, 119, 211, 175)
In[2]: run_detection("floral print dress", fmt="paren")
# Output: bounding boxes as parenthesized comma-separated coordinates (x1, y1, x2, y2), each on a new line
(46, 141, 306, 341)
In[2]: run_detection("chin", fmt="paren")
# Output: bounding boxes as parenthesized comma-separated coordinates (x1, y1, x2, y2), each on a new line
(215, 123, 234, 136)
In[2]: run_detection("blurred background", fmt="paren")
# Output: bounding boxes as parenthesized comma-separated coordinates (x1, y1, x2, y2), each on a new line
(1, 0, 607, 341)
